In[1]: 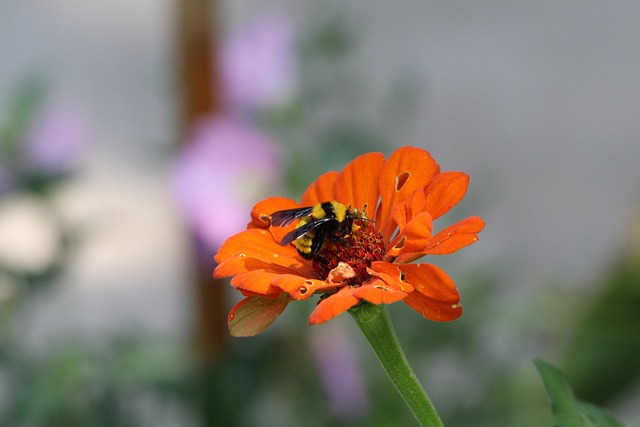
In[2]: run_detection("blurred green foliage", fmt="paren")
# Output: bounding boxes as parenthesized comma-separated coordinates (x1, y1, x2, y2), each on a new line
(1, 339, 190, 427)
(565, 238, 640, 405)
(0, 76, 47, 157)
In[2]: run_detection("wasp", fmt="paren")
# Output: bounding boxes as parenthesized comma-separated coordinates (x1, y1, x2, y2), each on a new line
(270, 201, 355, 259)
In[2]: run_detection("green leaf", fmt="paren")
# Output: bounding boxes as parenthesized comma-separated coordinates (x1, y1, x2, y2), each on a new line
(534, 359, 584, 427)
(534, 359, 626, 427)
(227, 295, 290, 337)
(576, 401, 625, 427)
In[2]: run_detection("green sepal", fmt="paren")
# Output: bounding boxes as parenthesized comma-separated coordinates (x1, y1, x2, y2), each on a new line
(228, 294, 290, 337)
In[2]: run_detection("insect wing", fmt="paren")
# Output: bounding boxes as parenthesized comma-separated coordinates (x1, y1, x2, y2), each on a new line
(279, 217, 333, 246)
(270, 207, 314, 227)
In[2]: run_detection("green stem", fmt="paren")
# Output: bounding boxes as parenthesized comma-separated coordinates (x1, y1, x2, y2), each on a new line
(349, 303, 444, 427)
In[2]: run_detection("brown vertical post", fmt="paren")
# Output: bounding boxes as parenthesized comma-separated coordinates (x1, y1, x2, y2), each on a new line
(175, 0, 226, 364)
(176, 0, 220, 122)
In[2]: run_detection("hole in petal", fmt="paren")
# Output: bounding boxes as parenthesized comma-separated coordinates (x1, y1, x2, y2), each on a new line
(299, 286, 309, 295)
(393, 236, 406, 251)
(396, 172, 410, 191)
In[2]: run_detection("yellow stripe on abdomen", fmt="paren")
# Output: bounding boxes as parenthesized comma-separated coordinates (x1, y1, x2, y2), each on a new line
(330, 201, 347, 222)
(311, 203, 326, 219)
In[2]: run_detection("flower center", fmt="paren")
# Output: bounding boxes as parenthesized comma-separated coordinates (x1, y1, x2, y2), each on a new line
(312, 220, 385, 286)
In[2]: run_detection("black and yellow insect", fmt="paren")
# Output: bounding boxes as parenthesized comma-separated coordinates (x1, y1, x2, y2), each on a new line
(270, 201, 354, 259)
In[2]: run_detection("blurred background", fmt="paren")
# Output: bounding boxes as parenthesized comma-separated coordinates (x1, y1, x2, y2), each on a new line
(1, 1, 640, 426)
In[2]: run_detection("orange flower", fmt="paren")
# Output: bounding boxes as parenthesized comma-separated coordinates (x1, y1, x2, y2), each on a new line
(214, 146, 485, 336)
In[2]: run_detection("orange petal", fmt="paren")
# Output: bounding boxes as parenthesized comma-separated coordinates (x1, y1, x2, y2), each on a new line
(368, 261, 415, 292)
(333, 152, 386, 219)
(423, 215, 485, 255)
(387, 212, 433, 258)
(215, 255, 314, 279)
(271, 274, 338, 300)
(403, 292, 462, 322)
(215, 229, 280, 263)
(400, 263, 460, 302)
(228, 294, 291, 337)
(248, 197, 301, 245)
(248, 196, 299, 229)
(391, 190, 426, 232)
(214, 229, 311, 277)
(399, 263, 462, 322)
(308, 287, 360, 325)
(377, 146, 440, 242)
(423, 171, 469, 220)
(352, 280, 408, 304)
(273, 262, 356, 299)
(230, 270, 282, 296)
(301, 170, 339, 206)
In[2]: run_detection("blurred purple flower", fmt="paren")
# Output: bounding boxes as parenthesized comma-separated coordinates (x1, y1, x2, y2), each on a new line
(310, 325, 369, 421)
(221, 12, 298, 111)
(173, 115, 282, 250)
(0, 103, 85, 197)
(24, 105, 86, 176)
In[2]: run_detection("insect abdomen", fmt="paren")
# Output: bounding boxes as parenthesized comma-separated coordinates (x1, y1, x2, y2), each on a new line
(293, 217, 315, 258)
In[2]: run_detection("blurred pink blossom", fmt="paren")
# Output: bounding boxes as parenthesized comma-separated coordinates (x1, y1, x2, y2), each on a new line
(221, 12, 298, 111)
(173, 115, 282, 250)
(24, 105, 86, 175)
